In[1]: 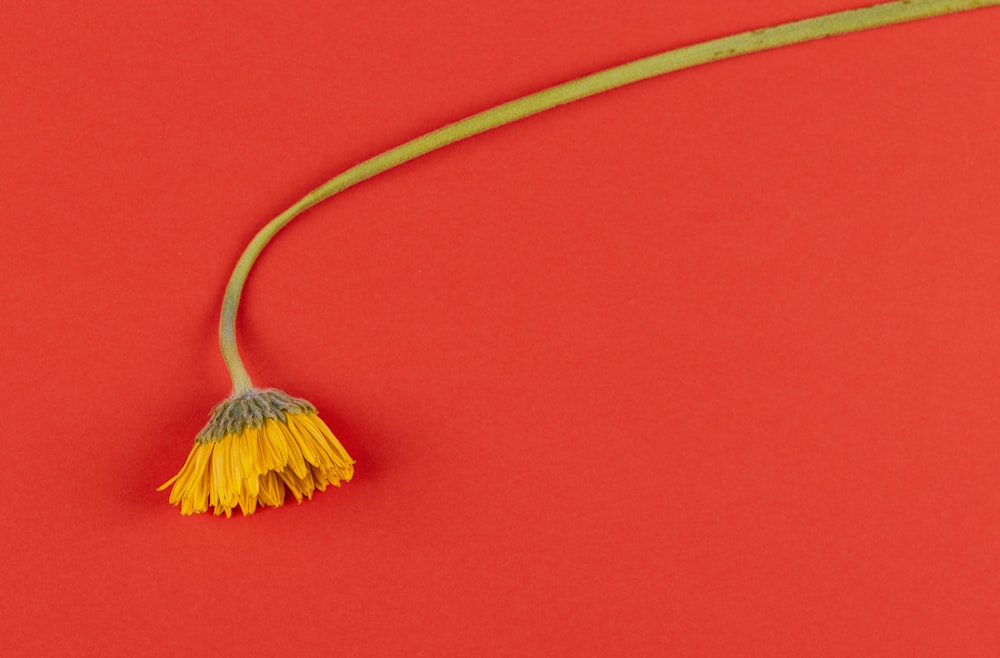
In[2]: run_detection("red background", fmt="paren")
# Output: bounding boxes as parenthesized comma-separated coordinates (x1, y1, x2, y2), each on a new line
(2, 1, 999, 655)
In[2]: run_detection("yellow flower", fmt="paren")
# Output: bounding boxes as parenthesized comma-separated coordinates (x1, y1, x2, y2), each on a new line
(165, 0, 997, 514)
(159, 389, 355, 517)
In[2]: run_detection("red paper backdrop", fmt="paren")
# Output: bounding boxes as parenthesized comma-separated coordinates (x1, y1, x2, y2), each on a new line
(2, 2, 999, 655)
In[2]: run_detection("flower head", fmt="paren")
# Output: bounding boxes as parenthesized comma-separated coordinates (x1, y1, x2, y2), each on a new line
(159, 388, 355, 517)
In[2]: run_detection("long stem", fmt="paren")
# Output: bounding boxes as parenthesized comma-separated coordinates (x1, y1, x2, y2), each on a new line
(218, 0, 998, 393)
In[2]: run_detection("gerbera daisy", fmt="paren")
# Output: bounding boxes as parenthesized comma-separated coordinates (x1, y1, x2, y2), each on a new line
(161, 0, 996, 515)
(159, 389, 354, 517)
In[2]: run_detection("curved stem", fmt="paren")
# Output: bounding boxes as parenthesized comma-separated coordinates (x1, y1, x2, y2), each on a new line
(218, 0, 998, 393)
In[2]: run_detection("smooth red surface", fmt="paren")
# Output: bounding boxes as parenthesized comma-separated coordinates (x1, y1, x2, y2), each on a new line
(2, 2, 999, 655)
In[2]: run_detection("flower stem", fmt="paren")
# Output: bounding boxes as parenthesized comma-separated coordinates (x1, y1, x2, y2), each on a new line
(217, 0, 998, 393)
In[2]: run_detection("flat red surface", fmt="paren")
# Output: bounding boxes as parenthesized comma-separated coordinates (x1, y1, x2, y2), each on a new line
(2, 2, 999, 655)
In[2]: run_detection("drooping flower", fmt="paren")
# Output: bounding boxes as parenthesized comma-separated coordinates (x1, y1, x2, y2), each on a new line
(161, 0, 995, 515)
(159, 388, 354, 517)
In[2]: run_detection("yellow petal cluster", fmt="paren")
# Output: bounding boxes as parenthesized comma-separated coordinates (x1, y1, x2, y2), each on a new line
(159, 391, 354, 517)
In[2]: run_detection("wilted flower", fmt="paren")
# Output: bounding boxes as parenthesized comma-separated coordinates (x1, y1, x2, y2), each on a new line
(161, 0, 992, 516)
(159, 389, 354, 516)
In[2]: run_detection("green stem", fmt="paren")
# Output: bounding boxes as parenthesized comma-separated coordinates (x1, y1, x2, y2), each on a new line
(218, 0, 998, 393)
